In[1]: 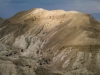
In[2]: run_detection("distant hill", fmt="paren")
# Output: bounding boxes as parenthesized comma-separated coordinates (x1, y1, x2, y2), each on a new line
(91, 13, 100, 22)
(0, 17, 3, 24)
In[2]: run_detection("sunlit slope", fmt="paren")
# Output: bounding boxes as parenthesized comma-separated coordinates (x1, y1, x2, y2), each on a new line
(0, 8, 100, 75)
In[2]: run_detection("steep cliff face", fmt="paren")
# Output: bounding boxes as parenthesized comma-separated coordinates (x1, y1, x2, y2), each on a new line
(0, 8, 100, 75)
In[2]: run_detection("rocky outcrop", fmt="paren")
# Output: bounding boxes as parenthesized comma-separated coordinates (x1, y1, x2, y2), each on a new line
(0, 8, 100, 75)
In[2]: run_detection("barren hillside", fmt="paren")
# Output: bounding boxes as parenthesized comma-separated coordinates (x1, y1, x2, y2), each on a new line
(0, 8, 100, 75)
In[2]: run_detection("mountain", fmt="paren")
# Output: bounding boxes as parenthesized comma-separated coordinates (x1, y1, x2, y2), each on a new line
(0, 8, 100, 75)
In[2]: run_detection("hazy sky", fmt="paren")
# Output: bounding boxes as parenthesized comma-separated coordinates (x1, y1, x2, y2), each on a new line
(0, 0, 100, 21)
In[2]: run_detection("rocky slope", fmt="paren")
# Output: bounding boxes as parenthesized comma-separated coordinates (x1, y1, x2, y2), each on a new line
(0, 8, 100, 75)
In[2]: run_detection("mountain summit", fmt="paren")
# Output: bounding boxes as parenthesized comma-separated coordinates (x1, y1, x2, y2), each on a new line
(0, 8, 100, 75)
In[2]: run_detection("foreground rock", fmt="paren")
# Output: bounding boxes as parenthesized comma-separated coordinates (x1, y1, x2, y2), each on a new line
(0, 8, 100, 75)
